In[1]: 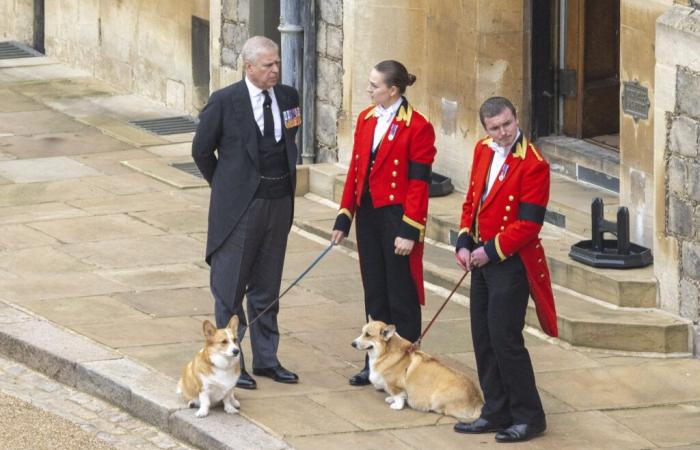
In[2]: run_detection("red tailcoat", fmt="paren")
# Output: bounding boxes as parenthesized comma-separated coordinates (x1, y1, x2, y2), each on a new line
(457, 135, 558, 337)
(334, 100, 437, 305)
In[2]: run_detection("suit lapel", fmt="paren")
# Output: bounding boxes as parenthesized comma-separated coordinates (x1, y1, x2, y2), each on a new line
(231, 80, 259, 169)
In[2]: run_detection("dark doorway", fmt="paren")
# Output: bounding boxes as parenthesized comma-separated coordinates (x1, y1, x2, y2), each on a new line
(562, 0, 620, 144)
(33, 0, 45, 54)
(192, 16, 210, 111)
(250, 0, 281, 46)
(530, 0, 556, 140)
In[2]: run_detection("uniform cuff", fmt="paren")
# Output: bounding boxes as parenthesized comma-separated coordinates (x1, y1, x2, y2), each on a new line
(333, 209, 353, 234)
(455, 230, 475, 252)
(398, 215, 424, 242)
(484, 235, 507, 262)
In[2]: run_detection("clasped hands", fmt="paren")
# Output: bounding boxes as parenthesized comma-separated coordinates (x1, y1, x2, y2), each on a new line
(330, 230, 415, 256)
(455, 247, 489, 272)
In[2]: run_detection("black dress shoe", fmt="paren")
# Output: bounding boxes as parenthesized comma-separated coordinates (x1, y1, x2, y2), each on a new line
(348, 369, 370, 386)
(252, 365, 299, 384)
(454, 417, 510, 434)
(495, 421, 546, 443)
(236, 370, 257, 390)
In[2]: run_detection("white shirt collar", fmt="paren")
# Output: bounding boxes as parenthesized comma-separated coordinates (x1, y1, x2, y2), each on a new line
(245, 76, 269, 98)
(488, 130, 521, 157)
(374, 97, 404, 119)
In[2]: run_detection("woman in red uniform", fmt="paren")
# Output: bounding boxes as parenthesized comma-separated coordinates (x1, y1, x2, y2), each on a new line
(330, 60, 436, 386)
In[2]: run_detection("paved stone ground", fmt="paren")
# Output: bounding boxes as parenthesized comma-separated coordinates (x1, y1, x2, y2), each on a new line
(1, 57, 700, 450)
(0, 356, 192, 450)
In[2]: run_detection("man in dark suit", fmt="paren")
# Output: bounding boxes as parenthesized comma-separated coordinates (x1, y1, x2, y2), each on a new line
(192, 36, 301, 389)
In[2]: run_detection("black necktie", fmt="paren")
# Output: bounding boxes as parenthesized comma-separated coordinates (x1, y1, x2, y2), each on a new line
(262, 90, 274, 138)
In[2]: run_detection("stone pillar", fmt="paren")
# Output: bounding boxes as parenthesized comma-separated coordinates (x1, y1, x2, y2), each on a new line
(655, 4, 700, 356)
(315, 0, 344, 162)
(220, 0, 250, 72)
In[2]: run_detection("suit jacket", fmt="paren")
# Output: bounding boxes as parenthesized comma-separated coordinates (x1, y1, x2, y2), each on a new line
(334, 99, 437, 304)
(192, 80, 300, 264)
(456, 133, 558, 337)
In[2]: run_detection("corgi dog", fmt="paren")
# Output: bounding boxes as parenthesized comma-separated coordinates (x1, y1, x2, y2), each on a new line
(351, 318, 483, 421)
(177, 316, 241, 418)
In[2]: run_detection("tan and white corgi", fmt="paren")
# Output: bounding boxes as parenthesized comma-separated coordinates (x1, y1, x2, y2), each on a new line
(351, 318, 483, 421)
(177, 316, 241, 418)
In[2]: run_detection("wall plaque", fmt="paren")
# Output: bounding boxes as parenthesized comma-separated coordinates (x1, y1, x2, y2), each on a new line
(622, 81, 650, 121)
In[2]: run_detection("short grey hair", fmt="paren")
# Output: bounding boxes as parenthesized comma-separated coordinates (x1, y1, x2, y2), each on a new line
(241, 36, 279, 64)
(479, 97, 517, 127)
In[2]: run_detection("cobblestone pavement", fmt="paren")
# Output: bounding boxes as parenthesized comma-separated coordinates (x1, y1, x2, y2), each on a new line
(0, 356, 195, 450)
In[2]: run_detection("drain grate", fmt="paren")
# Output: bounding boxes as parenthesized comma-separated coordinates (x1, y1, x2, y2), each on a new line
(171, 162, 204, 179)
(0, 41, 43, 59)
(129, 116, 198, 136)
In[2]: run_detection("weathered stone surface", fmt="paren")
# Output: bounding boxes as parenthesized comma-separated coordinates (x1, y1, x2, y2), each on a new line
(670, 115, 700, 158)
(0, 156, 102, 183)
(668, 155, 687, 195)
(319, 0, 343, 26)
(682, 241, 700, 280)
(316, 101, 339, 148)
(679, 278, 699, 321)
(687, 161, 700, 202)
(326, 25, 344, 60)
(669, 195, 693, 238)
(317, 58, 343, 106)
(169, 409, 289, 450)
(677, 67, 700, 119)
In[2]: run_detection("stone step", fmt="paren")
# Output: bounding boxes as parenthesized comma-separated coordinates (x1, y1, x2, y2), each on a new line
(311, 164, 654, 308)
(526, 289, 689, 354)
(293, 193, 690, 354)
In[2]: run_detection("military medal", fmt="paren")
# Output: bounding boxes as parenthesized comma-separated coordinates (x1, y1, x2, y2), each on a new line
(388, 123, 399, 141)
(283, 107, 302, 128)
(499, 163, 509, 181)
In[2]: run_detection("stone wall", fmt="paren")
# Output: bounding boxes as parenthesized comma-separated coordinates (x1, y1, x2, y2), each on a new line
(337, 0, 527, 190)
(43, 0, 210, 113)
(0, 0, 34, 45)
(220, 0, 250, 72)
(655, 4, 700, 354)
(316, 0, 344, 162)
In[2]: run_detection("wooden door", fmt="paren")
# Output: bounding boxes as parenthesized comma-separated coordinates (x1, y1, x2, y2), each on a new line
(563, 0, 620, 139)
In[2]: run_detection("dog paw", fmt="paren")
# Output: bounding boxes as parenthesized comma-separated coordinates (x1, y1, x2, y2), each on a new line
(390, 402, 405, 410)
(384, 396, 395, 404)
(224, 404, 239, 414)
(194, 408, 209, 418)
(232, 399, 240, 408)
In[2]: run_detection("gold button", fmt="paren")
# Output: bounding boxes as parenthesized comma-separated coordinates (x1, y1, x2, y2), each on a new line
(509, 195, 514, 201)
(540, 273, 545, 279)
(355, 178, 358, 183)
(538, 258, 543, 263)
(392, 171, 397, 177)
(423, 217, 427, 221)
(355, 154, 359, 160)
(503, 216, 508, 221)
(394, 159, 399, 165)
(391, 182, 396, 188)
(389, 194, 395, 201)
(536, 244, 540, 249)
(471, 181, 475, 186)
(505, 205, 511, 212)
(500, 226, 505, 231)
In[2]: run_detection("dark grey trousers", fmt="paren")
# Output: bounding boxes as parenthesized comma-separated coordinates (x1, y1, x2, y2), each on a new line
(210, 196, 292, 370)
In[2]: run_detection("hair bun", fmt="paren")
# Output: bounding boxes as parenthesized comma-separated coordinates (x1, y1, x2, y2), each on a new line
(407, 73, 417, 86)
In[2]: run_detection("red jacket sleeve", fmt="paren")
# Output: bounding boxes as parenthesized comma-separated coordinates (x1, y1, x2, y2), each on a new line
(397, 120, 437, 241)
(333, 114, 364, 234)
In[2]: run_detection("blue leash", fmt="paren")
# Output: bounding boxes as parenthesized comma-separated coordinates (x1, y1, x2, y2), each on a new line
(245, 242, 335, 329)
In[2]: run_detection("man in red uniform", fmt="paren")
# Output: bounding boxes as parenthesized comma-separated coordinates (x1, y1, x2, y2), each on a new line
(453, 97, 556, 443)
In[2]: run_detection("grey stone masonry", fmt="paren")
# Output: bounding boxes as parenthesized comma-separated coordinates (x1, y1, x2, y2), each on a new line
(315, 0, 344, 163)
(667, 63, 700, 325)
(221, 0, 250, 69)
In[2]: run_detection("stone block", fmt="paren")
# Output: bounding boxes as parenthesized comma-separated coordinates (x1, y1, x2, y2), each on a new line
(317, 20, 327, 55)
(78, 358, 182, 429)
(688, 162, 700, 202)
(669, 115, 700, 158)
(169, 409, 289, 450)
(682, 240, 700, 280)
(319, 0, 343, 26)
(669, 195, 693, 238)
(326, 25, 343, 60)
(308, 163, 345, 199)
(222, 0, 237, 21)
(222, 48, 238, 69)
(677, 67, 700, 119)
(222, 22, 236, 47)
(317, 58, 343, 105)
(679, 278, 700, 321)
(668, 155, 686, 195)
(316, 101, 339, 148)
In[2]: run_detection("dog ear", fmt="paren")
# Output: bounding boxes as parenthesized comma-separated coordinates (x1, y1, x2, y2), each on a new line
(228, 315, 239, 330)
(381, 324, 396, 340)
(367, 314, 374, 322)
(203, 320, 217, 340)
